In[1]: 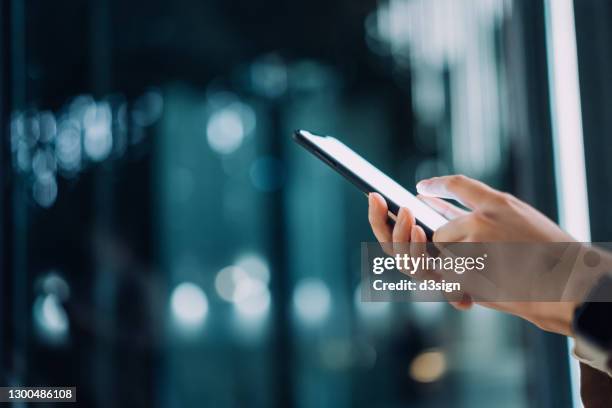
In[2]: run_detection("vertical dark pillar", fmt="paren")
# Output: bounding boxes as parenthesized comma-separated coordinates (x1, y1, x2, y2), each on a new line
(267, 102, 294, 408)
(7, 0, 29, 387)
(89, 0, 116, 404)
(0, 0, 10, 383)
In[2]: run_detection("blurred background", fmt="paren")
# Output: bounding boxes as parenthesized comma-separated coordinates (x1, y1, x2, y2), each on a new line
(2, 0, 612, 407)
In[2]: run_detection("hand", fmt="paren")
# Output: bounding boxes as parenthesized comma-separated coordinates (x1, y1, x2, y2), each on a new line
(416, 175, 573, 243)
(417, 174, 579, 335)
(367, 192, 474, 310)
(368, 192, 427, 244)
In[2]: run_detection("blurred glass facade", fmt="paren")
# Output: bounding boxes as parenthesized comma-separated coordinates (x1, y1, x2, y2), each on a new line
(2, 0, 611, 407)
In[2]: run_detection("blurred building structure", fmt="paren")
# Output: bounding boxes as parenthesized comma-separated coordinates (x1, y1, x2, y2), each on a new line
(2, 0, 612, 407)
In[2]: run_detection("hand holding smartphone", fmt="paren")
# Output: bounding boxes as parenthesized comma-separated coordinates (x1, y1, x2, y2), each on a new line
(293, 129, 448, 239)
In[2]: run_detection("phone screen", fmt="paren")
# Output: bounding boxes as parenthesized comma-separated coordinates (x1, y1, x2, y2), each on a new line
(296, 130, 448, 231)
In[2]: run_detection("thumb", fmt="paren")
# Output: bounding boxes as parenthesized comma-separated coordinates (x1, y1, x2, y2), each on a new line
(416, 175, 497, 210)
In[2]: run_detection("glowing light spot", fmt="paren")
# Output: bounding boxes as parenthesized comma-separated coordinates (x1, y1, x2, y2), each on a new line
(170, 282, 208, 329)
(33, 294, 69, 343)
(83, 102, 113, 161)
(32, 148, 57, 178)
(32, 172, 58, 208)
(215, 264, 271, 322)
(293, 278, 331, 325)
(39, 111, 57, 143)
(235, 253, 270, 285)
(215, 266, 245, 302)
(409, 349, 447, 383)
(353, 284, 390, 319)
(250, 54, 288, 98)
(234, 279, 271, 320)
(41, 272, 70, 301)
(132, 90, 164, 127)
(206, 102, 255, 155)
(56, 120, 82, 173)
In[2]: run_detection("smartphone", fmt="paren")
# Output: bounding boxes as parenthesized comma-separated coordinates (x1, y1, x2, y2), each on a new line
(293, 129, 448, 239)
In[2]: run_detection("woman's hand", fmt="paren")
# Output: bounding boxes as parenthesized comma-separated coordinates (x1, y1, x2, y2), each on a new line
(367, 191, 473, 310)
(416, 175, 582, 335)
(366, 175, 584, 335)
(416, 175, 573, 243)
(368, 192, 427, 244)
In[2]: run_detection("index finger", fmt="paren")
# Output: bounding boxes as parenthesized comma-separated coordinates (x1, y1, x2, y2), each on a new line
(368, 193, 392, 242)
(416, 175, 497, 210)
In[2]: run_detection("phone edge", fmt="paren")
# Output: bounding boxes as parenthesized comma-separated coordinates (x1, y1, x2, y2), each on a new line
(293, 129, 434, 240)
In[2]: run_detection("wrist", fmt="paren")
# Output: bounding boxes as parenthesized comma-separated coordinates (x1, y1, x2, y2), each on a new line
(556, 301, 579, 337)
(532, 301, 577, 337)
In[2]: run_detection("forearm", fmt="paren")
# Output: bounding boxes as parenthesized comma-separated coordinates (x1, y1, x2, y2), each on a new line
(530, 245, 612, 337)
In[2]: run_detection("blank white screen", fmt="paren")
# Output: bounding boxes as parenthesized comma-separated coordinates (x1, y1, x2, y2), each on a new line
(301, 131, 448, 231)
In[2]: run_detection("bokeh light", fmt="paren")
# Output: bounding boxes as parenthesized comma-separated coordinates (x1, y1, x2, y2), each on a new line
(32, 148, 57, 179)
(56, 118, 83, 173)
(32, 172, 58, 208)
(233, 279, 271, 320)
(215, 262, 271, 323)
(235, 253, 270, 285)
(206, 100, 255, 155)
(214, 266, 245, 302)
(33, 294, 69, 343)
(132, 89, 164, 127)
(409, 349, 447, 383)
(83, 101, 113, 161)
(250, 54, 288, 98)
(170, 282, 209, 330)
(10, 91, 167, 208)
(293, 278, 331, 326)
(39, 111, 57, 143)
(41, 271, 71, 301)
(353, 284, 391, 320)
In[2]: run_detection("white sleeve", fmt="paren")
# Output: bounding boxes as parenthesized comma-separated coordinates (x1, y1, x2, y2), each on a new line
(573, 337, 612, 377)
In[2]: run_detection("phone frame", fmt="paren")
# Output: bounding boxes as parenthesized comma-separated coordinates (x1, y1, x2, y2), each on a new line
(293, 129, 436, 239)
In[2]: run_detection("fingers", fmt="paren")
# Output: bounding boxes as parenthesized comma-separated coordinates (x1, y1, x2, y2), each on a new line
(392, 208, 415, 243)
(409, 224, 426, 258)
(449, 293, 474, 310)
(409, 225, 427, 275)
(418, 195, 468, 220)
(433, 216, 471, 242)
(392, 209, 416, 272)
(393, 209, 474, 309)
(411, 225, 427, 243)
(368, 193, 475, 312)
(368, 193, 392, 242)
(416, 175, 497, 210)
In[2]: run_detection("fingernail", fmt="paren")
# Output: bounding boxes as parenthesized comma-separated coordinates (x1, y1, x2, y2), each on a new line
(411, 225, 417, 241)
(372, 193, 386, 208)
(416, 180, 431, 194)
